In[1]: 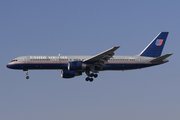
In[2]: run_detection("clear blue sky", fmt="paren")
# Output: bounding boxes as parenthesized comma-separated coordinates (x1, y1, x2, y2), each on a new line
(1, 0, 179, 120)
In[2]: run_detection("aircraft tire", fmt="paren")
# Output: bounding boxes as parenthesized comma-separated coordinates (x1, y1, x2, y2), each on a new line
(94, 74, 98, 78)
(26, 76, 29, 79)
(90, 78, 93, 82)
(86, 77, 89, 81)
(90, 73, 94, 77)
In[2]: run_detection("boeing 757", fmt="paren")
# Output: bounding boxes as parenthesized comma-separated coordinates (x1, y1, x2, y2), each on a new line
(7, 32, 172, 82)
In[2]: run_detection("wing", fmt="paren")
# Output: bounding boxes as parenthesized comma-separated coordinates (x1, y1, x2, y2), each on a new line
(83, 46, 120, 66)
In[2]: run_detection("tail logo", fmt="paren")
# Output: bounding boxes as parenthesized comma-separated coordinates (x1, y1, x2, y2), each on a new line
(155, 39, 163, 46)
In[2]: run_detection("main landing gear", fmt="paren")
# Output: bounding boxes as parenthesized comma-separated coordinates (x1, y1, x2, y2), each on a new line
(24, 69, 29, 79)
(85, 73, 98, 82)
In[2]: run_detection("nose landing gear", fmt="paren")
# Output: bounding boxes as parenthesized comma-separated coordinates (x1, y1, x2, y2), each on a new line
(24, 70, 29, 79)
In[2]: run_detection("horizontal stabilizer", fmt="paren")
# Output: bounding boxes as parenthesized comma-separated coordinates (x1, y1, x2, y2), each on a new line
(150, 53, 173, 62)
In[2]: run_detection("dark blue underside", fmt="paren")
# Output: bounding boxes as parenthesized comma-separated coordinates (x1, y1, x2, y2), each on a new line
(7, 63, 159, 71)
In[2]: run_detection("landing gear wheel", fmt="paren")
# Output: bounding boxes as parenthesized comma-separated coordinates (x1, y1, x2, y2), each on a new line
(85, 77, 93, 82)
(86, 77, 89, 81)
(94, 74, 98, 78)
(90, 73, 94, 77)
(89, 73, 98, 78)
(26, 76, 29, 79)
(89, 78, 93, 82)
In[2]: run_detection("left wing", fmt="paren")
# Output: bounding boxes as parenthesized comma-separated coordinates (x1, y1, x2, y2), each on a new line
(83, 46, 120, 66)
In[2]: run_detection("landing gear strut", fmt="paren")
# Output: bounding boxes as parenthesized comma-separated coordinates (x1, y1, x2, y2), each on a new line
(24, 70, 29, 79)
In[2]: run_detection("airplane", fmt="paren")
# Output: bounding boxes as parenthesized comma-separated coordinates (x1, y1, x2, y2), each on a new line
(7, 32, 172, 82)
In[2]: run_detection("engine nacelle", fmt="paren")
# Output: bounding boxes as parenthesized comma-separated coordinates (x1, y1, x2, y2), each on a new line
(68, 61, 87, 71)
(61, 70, 82, 78)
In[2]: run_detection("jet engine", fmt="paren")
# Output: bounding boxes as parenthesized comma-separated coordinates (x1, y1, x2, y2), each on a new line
(68, 61, 87, 71)
(61, 70, 82, 78)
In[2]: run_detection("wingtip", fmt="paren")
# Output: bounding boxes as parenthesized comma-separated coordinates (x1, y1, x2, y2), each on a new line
(168, 53, 173, 56)
(114, 46, 120, 48)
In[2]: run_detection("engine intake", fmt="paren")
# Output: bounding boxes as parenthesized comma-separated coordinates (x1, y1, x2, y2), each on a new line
(68, 61, 87, 71)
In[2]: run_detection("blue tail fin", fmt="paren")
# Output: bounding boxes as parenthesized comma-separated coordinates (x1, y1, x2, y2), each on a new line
(139, 32, 169, 57)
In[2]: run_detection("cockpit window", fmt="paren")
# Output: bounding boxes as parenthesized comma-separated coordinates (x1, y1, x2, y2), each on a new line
(11, 59, 18, 62)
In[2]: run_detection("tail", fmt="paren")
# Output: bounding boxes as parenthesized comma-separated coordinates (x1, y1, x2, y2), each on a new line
(139, 32, 169, 57)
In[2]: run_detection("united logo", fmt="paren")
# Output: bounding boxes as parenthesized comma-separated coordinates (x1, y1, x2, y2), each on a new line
(155, 39, 163, 46)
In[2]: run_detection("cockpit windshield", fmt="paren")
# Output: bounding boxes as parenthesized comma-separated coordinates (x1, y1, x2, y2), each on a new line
(11, 59, 18, 62)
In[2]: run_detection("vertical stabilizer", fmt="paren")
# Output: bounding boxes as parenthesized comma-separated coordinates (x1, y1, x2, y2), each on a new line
(139, 32, 169, 57)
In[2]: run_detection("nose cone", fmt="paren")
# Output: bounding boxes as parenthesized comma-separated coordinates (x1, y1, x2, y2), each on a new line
(7, 63, 12, 69)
